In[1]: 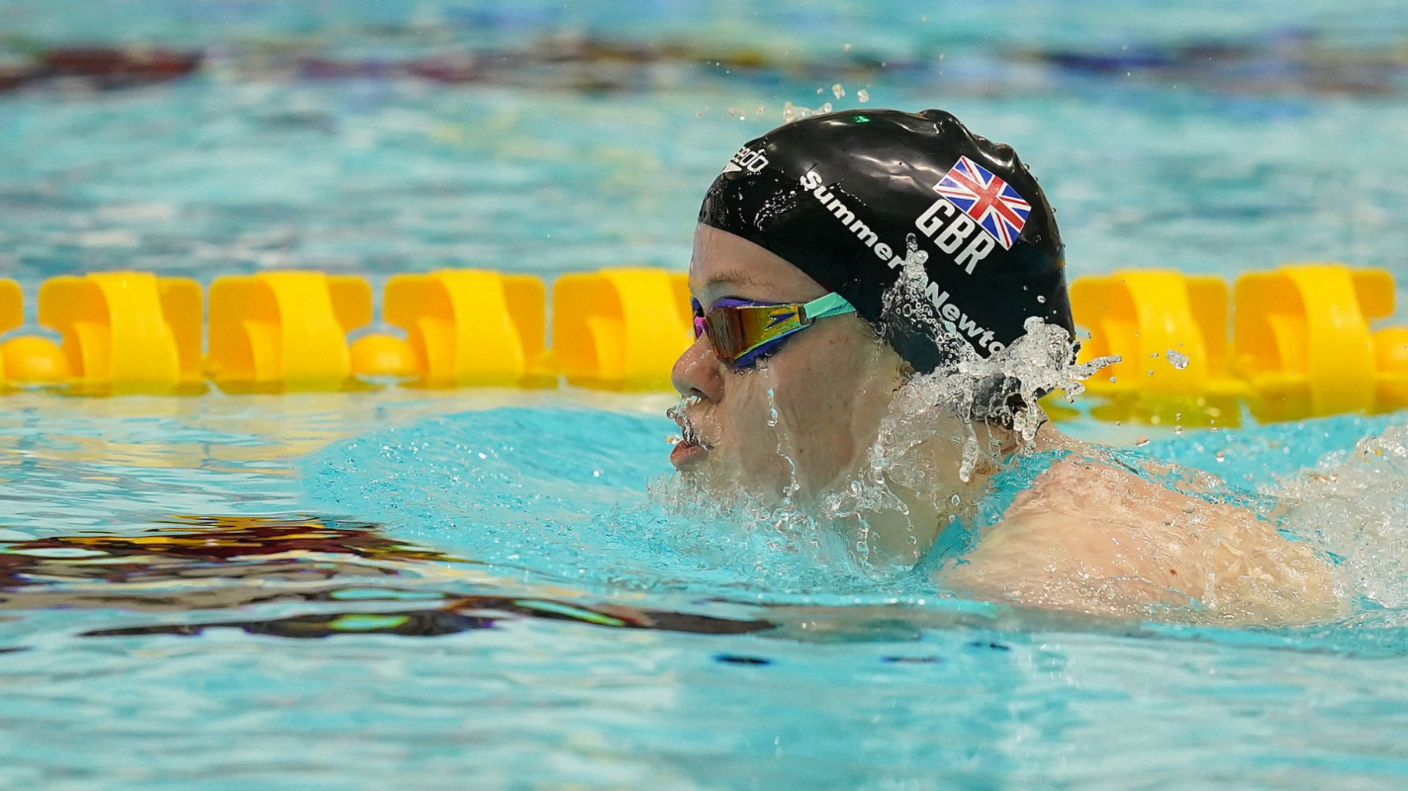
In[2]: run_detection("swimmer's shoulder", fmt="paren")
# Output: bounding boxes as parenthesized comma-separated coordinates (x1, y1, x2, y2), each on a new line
(940, 455, 1189, 616)
(939, 450, 1346, 624)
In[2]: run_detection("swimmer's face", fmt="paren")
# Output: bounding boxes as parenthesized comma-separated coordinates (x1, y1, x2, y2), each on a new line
(671, 224, 905, 504)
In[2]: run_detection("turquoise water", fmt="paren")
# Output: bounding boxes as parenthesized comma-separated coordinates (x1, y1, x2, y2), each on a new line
(5, 395, 1408, 788)
(4, 2, 1408, 286)
(5, 1, 1408, 788)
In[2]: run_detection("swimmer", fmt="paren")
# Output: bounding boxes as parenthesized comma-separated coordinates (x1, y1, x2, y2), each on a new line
(669, 108, 1343, 626)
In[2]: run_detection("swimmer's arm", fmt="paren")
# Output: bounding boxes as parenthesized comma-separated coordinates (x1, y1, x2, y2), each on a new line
(935, 459, 1346, 625)
(936, 510, 1198, 621)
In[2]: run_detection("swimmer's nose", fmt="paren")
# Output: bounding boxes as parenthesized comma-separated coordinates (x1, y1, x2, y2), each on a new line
(671, 335, 724, 403)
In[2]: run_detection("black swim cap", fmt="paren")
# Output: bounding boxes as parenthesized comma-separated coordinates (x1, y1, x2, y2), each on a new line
(699, 108, 1074, 374)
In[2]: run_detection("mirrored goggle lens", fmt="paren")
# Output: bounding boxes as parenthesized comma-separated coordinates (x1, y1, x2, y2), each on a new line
(702, 307, 748, 363)
(702, 304, 804, 365)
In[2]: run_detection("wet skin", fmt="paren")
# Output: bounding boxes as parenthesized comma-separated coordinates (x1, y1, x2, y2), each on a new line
(942, 455, 1346, 625)
(671, 223, 905, 506)
(672, 225, 1345, 626)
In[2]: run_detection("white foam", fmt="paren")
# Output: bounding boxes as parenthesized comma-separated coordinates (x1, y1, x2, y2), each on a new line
(1279, 424, 1408, 608)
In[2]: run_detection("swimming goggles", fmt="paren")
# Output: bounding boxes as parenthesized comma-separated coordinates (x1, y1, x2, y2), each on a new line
(691, 292, 857, 368)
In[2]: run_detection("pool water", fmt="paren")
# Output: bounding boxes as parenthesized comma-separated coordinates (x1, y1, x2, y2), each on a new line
(6, 394, 1408, 789)
(5, 1, 1408, 788)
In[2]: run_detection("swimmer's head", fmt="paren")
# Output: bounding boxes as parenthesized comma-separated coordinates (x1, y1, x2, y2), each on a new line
(673, 109, 1072, 518)
(699, 107, 1073, 373)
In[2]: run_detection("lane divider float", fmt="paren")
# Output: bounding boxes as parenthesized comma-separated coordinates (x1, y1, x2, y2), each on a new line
(0, 264, 1405, 425)
(372, 269, 552, 387)
(552, 268, 690, 391)
(208, 272, 372, 391)
(1071, 269, 1246, 424)
(43, 272, 203, 394)
(1232, 265, 1398, 421)
(1074, 263, 1407, 424)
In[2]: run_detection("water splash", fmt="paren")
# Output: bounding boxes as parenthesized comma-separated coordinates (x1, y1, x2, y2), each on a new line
(653, 371, 876, 580)
(656, 260, 1120, 574)
(782, 101, 833, 123)
(758, 361, 804, 510)
(1279, 424, 1408, 609)
(666, 394, 706, 448)
(811, 316, 1116, 547)
(878, 234, 1118, 451)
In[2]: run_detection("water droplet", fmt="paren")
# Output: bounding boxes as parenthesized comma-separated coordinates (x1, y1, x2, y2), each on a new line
(1133, 436, 1150, 447)
(950, 494, 961, 506)
(1037, 295, 1046, 304)
(832, 83, 845, 99)
(1167, 350, 1190, 370)
(1215, 451, 1226, 462)
(1173, 426, 1184, 435)
(857, 89, 870, 102)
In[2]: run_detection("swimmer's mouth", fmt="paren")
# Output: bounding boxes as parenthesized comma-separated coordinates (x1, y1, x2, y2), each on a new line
(667, 402, 711, 470)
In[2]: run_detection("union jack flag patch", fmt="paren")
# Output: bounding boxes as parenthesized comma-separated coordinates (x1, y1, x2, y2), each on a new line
(933, 156, 1032, 250)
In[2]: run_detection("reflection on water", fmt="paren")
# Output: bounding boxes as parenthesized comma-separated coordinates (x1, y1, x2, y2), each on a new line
(83, 594, 771, 641)
(0, 389, 593, 473)
(0, 406, 1392, 790)
(6, 512, 1402, 662)
(5, 25, 1408, 98)
(0, 511, 1198, 662)
(0, 515, 772, 644)
(0, 393, 342, 473)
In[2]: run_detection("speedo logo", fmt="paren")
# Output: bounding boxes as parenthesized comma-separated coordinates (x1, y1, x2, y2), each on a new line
(722, 146, 769, 175)
(798, 169, 1005, 354)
